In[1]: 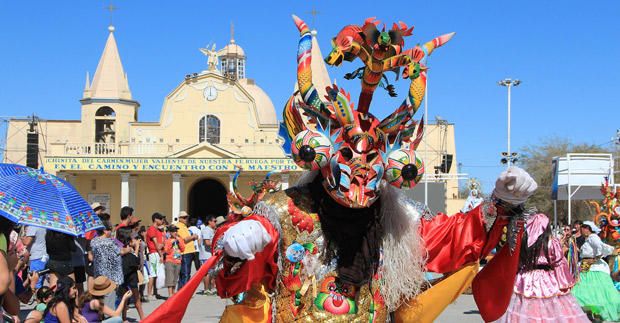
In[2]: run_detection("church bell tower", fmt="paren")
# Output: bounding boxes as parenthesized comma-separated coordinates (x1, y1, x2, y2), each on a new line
(80, 25, 139, 145)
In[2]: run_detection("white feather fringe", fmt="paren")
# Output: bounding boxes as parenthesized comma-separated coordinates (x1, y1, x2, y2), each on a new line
(378, 182, 428, 311)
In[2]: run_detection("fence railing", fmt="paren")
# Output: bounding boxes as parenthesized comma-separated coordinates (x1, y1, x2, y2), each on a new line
(62, 143, 194, 156)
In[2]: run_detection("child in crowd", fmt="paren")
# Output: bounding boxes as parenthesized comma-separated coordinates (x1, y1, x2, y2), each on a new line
(137, 226, 148, 302)
(24, 286, 53, 323)
(163, 225, 185, 296)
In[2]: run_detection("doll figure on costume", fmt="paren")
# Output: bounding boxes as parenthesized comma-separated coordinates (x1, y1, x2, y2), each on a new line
(496, 213, 588, 322)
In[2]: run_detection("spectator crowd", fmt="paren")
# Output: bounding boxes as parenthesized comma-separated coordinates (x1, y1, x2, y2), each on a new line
(0, 202, 226, 322)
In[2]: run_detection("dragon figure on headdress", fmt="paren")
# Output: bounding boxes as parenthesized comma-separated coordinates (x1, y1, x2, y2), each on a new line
(227, 167, 285, 219)
(143, 15, 538, 323)
(324, 17, 454, 113)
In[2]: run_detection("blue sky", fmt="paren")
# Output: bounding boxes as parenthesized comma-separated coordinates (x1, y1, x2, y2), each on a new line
(1, 1, 618, 192)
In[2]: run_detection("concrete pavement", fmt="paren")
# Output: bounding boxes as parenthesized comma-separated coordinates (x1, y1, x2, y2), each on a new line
(134, 292, 483, 322)
(19, 288, 483, 322)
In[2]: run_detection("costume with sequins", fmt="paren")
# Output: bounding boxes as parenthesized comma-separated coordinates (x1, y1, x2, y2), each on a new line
(206, 16, 528, 323)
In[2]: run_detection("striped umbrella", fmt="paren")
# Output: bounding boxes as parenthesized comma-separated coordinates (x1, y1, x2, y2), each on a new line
(0, 163, 102, 236)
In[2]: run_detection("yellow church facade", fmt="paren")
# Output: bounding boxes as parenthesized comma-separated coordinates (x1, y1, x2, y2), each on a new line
(3, 25, 466, 224)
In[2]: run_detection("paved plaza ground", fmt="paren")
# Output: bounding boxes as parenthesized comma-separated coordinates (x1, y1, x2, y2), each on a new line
(20, 287, 483, 322)
(133, 292, 483, 322)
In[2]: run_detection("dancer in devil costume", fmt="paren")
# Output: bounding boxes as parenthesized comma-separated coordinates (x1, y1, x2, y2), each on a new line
(143, 15, 538, 323)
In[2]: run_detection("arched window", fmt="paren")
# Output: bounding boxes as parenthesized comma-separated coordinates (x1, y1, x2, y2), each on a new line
(199, 115, 220, 144)
(95, 106, 115, 117)
(95, 106, 116, 143)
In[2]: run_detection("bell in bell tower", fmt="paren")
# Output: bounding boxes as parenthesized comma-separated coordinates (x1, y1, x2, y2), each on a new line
(218, 23, 246, 81)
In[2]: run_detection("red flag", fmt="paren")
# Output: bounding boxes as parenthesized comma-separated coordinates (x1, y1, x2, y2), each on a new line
(142, 251, 223, 323)
(472, 222, 523, 322)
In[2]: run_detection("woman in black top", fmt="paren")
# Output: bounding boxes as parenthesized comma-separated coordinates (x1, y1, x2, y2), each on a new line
(45, 230, 76, 287)
(116, 227, 145, 320)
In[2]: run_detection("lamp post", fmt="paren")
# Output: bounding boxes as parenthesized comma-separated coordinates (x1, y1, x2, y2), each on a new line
(498, 78, 520, 167)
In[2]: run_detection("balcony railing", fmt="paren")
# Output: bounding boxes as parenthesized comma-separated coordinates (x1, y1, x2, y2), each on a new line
(60, 143, 194, 157)
(64, 143, 117, 155)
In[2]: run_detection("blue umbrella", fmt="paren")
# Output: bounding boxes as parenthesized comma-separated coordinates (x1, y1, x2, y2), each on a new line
(0, 163, 103, 236)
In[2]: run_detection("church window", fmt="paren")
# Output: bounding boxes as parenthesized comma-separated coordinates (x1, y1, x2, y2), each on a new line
(245, 139, 249, 143)
(260, 139, 264, 143)
(230, 138, 235, 143)
(95, 106, 116, 144)
(237, 60, 245, 79)
(199, 115, 220, 144)
(220, 58, 227, 73)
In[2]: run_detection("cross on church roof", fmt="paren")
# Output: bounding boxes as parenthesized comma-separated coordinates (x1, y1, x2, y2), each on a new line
(306, 7, 320, 29)
(105, 1, 118, 27)
(230, 21, 235, 43)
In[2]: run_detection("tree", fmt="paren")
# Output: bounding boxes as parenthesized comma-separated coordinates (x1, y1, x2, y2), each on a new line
(519, 137, 610, 225)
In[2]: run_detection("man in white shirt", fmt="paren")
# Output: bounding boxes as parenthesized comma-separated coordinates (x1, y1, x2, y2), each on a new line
(22, 226, 47, 288)
(198, 216, 217, 295)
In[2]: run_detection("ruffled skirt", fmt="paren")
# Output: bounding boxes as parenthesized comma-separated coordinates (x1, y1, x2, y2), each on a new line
(495, 293, 589, 322)
(513, 268, 574, 298)
(572, 270, 620, 321)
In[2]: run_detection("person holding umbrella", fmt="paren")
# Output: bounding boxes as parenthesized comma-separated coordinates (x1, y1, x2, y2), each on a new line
(0, 164, 103, 237)
(0, 164, 103, 321)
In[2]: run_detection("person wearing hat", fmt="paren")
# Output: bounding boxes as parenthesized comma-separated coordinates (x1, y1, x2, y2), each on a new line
(215, 216, 227, 227)
(79, 276, 132, 323)
(84, 203, 107, 241)
(163, 225, 185, 296)
(91, 202, 106, 214)
(175, 211, 199, 290)
(571, 220, 620, 321)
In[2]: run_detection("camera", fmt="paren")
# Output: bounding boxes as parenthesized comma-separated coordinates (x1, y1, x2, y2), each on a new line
(33, 268, 51, 276)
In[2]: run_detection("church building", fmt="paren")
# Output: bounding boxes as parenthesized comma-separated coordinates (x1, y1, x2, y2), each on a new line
(3, 25, 306, 222)
(3, 24, 466, 223)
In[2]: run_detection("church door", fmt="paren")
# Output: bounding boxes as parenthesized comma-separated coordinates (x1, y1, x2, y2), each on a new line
(188, 178, 228, 221)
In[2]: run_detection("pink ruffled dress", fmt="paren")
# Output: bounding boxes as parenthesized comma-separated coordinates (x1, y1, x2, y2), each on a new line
(496, 238, 589, 322)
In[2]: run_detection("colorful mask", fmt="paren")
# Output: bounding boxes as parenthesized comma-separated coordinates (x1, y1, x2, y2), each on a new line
(282, 16, 454, 208)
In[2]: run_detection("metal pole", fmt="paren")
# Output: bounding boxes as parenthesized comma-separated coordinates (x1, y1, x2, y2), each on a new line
(424, 71, 429, 206)
(507, 84, 511, 167)
(567, 154, 572, 225)
(554, 200, 557, 228)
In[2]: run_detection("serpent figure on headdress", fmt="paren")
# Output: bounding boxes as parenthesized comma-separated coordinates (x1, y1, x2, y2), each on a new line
(324, 17, 454, 114)
(143, 15, 538, 323)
